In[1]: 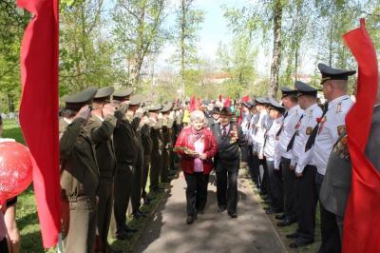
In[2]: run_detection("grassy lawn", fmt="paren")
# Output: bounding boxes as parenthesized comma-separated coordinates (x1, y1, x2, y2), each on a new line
(2, 119, 166, 252)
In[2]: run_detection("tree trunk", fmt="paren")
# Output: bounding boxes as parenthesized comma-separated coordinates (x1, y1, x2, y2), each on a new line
(180, 0, 186, 96)
(268, 0, 283, 98)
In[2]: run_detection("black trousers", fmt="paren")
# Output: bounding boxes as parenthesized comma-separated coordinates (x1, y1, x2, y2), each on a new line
(281, 157, 298, 219)
(131, 147, 143, 213)
(141, 155, 151, 198)
(297, 165, 318, 241)
(251, 154, 260, 186)
(216, 159, 239, 214)
(113, 163, 133, 231)
(266, 160, 284, 211)
(161, 147, 170, 183)
(96, 179, 113, 251)
(184, 172, 210, 215)
(259, 158, 268, 194)
(150, 149, 163, 191)
(316, 172, 341, 253)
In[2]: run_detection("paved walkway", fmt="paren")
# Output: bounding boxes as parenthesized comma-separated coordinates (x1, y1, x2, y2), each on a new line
(134, 169, 288, 253)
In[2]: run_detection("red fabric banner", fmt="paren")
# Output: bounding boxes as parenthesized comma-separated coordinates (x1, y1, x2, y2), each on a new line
(18, 0, 61, 248)
(342, 19, 380, 253)
(242, 95, 250, 102)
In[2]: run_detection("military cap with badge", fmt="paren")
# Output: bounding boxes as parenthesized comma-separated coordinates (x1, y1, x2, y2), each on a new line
(63, 87, 98, 112)
(93, 86, 114, 102)
(112, 87, 134, 102)
(295, 81, 318, 97)
(318, 63, 356, 84)
(280, 87, 298, 99)
(267, 97, 285, 113)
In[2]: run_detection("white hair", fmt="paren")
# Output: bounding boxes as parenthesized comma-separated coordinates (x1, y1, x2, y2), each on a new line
(190, 110, 205, 122)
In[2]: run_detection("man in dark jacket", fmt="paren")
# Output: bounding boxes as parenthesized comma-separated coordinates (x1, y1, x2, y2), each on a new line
(211, 107, 246, 218)
(85, 86, 118, 253)
(60, 87, 99, 252)
(112, 88, 139, 240)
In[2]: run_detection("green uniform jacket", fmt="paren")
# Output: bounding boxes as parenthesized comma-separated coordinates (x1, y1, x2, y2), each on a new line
(59, 118, 99, 198)
(84, 115, 117, 180)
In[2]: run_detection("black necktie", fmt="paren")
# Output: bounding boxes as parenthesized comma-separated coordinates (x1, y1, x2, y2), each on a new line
(304, 102, 329, 152)
(286, 114, 304, 151)
(276, 111, 288, 137)
(222, 126, 227, 137)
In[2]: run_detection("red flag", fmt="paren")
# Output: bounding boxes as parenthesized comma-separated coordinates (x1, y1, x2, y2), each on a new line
(242, 95, 250, 102)
(189, 96, 195, 111)
(342, 19, 379, 253)
(18, 0, 61, 248)
(224, 97, 231, 107)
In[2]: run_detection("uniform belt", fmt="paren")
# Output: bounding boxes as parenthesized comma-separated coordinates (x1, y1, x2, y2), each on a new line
(68, 195, 96, 202)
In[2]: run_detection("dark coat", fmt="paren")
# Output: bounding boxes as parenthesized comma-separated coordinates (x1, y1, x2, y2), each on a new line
(211, 122, 246, 163)
(84, 114, 117, 180)
(113, 118, 140, 165)
(59, 118, 99, 198)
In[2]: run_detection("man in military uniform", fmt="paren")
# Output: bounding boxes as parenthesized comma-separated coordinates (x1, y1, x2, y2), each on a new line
(285, 81, 323, 248)
(85, 86, 120, 253)
(160, 102, 175, 183)
(59, 87, 99, 253)
(112, 88, 139, 240)
(211, 107, 247, 218)
(149, 104, 164, 193)
(310, 64, 355, 253)
(129, 94, 149, 218)
(274, 87, 303, 227)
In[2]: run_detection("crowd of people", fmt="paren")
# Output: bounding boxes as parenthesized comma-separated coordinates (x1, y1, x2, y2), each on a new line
(0, 61, 379, 253)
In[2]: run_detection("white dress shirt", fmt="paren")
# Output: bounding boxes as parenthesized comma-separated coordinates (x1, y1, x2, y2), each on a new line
(292, 103, 323, 173)
(312, 95, 353, 175)
(274, 104, 304, 168)
(264, 117, 283, 161)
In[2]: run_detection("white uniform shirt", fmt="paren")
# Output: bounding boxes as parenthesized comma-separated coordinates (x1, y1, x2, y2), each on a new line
(264, 117, 283, 161)
(274, 104, 304, 168)
(292, 103, 323, 173)
(253, 110, 269, 154)
(312, 95, 353, 175)
(247, 113, 259, 146)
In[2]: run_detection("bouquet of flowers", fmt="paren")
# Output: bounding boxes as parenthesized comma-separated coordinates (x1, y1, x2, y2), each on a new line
(229, 125, 238, 144)
(173, 146, 199, 156)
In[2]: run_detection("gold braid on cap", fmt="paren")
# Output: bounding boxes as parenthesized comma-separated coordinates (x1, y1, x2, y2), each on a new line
(321, 76, 331, 84)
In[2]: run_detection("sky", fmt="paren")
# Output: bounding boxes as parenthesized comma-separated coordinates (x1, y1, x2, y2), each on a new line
(156, 0, 250, 73)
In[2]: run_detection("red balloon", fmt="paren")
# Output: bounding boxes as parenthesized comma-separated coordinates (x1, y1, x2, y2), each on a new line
(0, 141, 33, 205)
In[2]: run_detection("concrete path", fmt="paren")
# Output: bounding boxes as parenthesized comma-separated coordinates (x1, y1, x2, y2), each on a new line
(134, 169, 288, 253)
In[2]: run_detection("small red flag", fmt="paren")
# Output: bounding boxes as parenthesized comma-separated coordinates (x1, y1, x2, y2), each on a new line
(242, 95, 250, 102)
(342, 19, 380, 253)
(224, 97, 231, 108)
(18, 0, 61, 248)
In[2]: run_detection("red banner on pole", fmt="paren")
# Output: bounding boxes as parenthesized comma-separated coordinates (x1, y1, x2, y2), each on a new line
(18, 0, 61, 248)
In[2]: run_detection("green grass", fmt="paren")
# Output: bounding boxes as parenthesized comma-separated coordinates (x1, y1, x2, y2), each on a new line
(2, 120, 167, 252)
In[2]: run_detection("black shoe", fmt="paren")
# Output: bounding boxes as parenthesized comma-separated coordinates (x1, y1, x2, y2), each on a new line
(275, 213, 285, 220)
(186, 215, 194, 224)
(265, 208, 282, 214)
(228, 212, 238, 218)
(115, 230, 129, 240)
(286, 231, 300, 239)
(122, 226, 138, 233)
(218, 206, 226, 213)
(289, 239, 314, 248)
(132, 210, 147, 219)
(277, 218, 295, 227)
